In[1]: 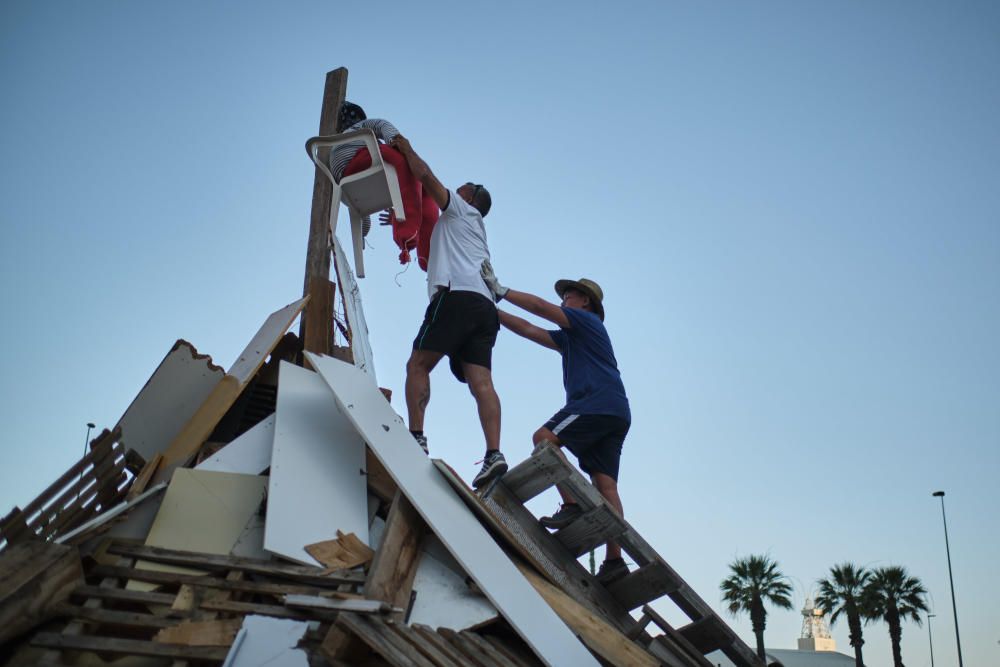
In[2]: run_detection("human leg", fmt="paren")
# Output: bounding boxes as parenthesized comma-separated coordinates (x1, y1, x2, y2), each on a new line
(462, 362, 501, 452)
(591, 472, 623, 561)
(405, 349, 443, 432)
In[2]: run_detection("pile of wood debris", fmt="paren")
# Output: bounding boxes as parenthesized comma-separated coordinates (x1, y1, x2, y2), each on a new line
(1, 292, 761, 667)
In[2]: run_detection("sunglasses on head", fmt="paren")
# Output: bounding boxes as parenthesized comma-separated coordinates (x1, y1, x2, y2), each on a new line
(464, 182, 483, 202)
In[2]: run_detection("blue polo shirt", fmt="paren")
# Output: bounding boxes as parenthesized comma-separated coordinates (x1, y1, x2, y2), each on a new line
(548, 307, 630, 422)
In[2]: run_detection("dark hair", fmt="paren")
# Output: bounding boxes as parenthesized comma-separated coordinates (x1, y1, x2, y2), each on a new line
(337, 102, 366, 132)
(469, 185, 492, 217)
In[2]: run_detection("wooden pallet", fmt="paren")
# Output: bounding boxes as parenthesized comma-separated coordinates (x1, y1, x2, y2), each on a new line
(448, 442, 762, 667)
(0, 428, 130, 552)
(3, 540, 370, 666)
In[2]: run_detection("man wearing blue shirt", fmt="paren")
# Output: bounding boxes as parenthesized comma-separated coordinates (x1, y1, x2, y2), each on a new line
(481, 261, 632, 584)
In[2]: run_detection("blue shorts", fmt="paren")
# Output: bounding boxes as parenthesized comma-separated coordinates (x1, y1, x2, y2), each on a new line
(544, 411, 630, 481)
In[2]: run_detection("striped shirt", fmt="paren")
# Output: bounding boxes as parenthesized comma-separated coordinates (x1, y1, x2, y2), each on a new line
(328, 118, 400, 180)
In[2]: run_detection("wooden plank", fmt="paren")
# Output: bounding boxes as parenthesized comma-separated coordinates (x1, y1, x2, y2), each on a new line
(303, 277, 335, 360)
(500, 444, 572, 503)
(639, 605, 716, 667)
(515, 563, 660, 667)
(126, 454, 163, 500)
(606, 562, 683, 611)
(49, 601, 176, 629)
(676, 616, 733, 655)
(115, 340, 224, 464)
(0, 541, 83, 644)
(411, 624, 479, 666)
(30, 633, 230, 660)
(71, 584, 176, 607)
(337, 613, 437, 667)
(390, 623, 467, 667)
(364, 491, 427, 614)
(200, 598, 338, 621)
(302, 67, 348, 356)
(366, 446, 398, 503)
(435, 461, 637, 634)
(483, 635, 544, 667)
(91, 564, 360, 598)
(284, 595, 396, 614)
(553, 504, 628, 557)
(460, 632, 525, 667)
(266, 362, 369, 565)
(437, 628, 505, 667)
(108, 542, 364, 584)
(307, 353, 600, 667)
(153, 618, 241, 646)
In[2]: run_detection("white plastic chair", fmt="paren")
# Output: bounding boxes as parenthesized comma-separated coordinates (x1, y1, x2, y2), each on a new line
(306, 129, 406, 278)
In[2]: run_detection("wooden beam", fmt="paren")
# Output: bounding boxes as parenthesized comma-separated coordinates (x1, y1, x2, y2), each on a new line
(301, 67, 348, 355)
(363, 491, 427, 616)
(303, 277, 336, 358)
(30, 633, 230, 661)
(0, 541, 83, 644)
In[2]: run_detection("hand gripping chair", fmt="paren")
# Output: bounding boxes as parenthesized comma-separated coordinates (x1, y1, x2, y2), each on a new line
(305, 129, 406, 278)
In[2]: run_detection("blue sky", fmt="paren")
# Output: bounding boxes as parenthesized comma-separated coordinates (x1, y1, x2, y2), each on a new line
(2, 2, 997, 666)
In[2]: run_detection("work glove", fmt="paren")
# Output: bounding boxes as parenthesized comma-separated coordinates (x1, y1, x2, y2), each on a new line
(480, 259, 509, 302)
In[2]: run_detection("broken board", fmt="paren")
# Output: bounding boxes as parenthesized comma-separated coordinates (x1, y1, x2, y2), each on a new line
(264, 362, 368, 565)
(332, 238, 375, 381)
(306, 352, 599, 667)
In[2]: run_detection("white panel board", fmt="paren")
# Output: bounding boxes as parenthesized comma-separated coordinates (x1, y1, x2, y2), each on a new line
(332, 238, 375, 382)
(196, 414, 275, 475)
(264, 362, 368, 565)
(130, 469, 267, 590)
(228, 297, 308, 385)
(305, 353, 598, 667)
(224, 615, 309, 667)
(115, 340, 224, 462)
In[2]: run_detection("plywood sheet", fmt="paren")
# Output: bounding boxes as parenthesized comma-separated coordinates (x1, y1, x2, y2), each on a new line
(264, 362, 368, 566)
(228, 298, 308, 385)
(115, 340, 224, 463)
(196, 414, 275, 475)
(332, 239, 375, 381)
(306, 352, 599, 667)
(130, 469, 267, 590)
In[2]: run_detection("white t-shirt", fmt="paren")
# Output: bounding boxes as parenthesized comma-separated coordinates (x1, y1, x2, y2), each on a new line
(426, 190, 494, 303)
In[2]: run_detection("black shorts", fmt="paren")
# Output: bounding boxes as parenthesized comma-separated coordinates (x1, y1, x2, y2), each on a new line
(544, 411, 630, 481)
(413, 289, 500, 383)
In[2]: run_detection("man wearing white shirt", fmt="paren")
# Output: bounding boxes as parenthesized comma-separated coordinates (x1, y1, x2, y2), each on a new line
(390, 135, 507, 489)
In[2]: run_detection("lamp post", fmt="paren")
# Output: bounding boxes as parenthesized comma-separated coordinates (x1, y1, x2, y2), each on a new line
(932, 491, 964, 667)
(927, 613, 935, 667)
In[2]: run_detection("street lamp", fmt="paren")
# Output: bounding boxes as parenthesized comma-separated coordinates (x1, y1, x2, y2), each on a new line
(932, 491, 964, 667)
(927, 613, 935, 667)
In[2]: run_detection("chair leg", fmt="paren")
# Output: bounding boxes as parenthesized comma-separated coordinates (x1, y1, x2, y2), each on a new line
(383, 163, 406, 222)
(328, 183, 342, 238)
(349, 207, 366, 279)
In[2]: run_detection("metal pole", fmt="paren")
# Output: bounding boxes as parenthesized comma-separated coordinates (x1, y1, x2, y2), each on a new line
(76, 422, 96, 502)
(927, 613, 935, 667)
(932, 491, 964, 667)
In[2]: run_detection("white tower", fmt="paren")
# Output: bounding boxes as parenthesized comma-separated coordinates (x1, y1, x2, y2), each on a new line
(798, 597, 836, 652)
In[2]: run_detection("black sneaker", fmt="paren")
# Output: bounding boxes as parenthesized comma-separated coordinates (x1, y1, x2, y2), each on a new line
(412, 433, 428, 455)
(596, 557, 629, 585)
(539, 503, 583, 529)
(472, 451, 507, 488)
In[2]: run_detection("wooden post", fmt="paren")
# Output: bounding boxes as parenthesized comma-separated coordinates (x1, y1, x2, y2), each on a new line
(300, 67, 348, 355)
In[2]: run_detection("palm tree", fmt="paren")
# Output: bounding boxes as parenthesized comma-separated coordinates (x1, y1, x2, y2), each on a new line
(720, 555, 794, 662)
(864, 566, 929, 667)
(815, 563, 872, 667)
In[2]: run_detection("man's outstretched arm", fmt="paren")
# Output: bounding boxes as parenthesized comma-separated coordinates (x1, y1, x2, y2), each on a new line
(481, 260, 571, 328)
(499, 310, 560, 351)
(390, 135, 449, 209)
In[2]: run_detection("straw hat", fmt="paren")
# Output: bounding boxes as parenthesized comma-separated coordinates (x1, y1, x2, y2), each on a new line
(554, 278, 605, 321)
